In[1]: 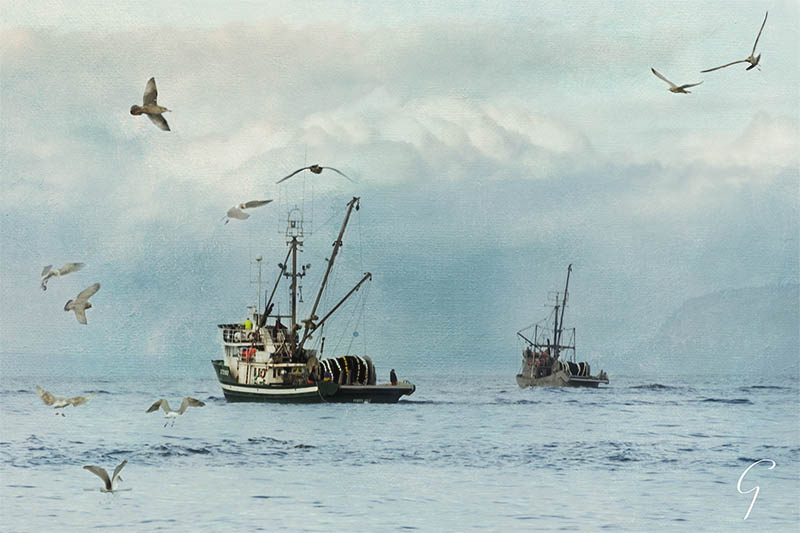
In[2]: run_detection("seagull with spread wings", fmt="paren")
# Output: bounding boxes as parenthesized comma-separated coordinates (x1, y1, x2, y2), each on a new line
(40, 262, 85, 291)
(276, 164, 354, 185)
(64, 283, 100, 325)
(651, 68, 703, 94)
(223, 199, 273, 224)
(702, 11, 768, 72)
(130, 77, 171, 131)
(147, 397, 205, 426)
(35, 385, 96, 416)
(83, 460, 127, 493)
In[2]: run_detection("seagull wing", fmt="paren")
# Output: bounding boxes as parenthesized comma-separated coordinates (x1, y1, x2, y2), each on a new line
(72, 306, 88, 325)
(41, 265, 53, 278)
(57, 262, 85, 276)
(752, 11, 768, 55)
(35, 385, 56, 406)
(146, 399, 169, 413)
(701, 59, 748, 73)
(69, 392, 96, 406)
(178, 397, 205, 414)
(226, 206, 249, 220)
(73, 283, 100, 305)
(83, 466, 112, 490)
(241, 199, 273, 209)
(276, 167, 311, 184)
(650, 68, 677, 88)
(147, 114, 170, 131)
(678, 81, 703, 89)
(111, 459, 127, 485)
(75, 283, 100, 303)
(321, 167, 355, 183)
(143, 77, 158, 106)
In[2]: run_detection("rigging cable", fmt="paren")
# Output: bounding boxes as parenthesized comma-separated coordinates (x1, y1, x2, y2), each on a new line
(344, 282, 369, 356)
(357, 204, 367, 357)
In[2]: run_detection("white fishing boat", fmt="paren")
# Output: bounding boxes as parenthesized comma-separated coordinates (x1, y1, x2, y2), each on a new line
(212, 196, 415, 403)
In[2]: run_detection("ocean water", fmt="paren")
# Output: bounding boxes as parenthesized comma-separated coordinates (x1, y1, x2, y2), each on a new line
(0, 354, 798, 532)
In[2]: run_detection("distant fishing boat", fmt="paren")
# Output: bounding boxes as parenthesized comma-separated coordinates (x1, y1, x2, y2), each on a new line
(516, 265, 609, 388)
(212, 196, 415, 403)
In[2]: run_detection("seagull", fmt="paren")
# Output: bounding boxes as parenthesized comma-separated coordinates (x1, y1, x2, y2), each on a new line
(64, 283, 100, 325)
(130, 77, 171, 131)
(146, 397, 205, 426)
(83, 460, 127, 493)
(702, 11, 768, 72)
(35, 385, 96, 415)
(650, 68, 703, 94)
(276, 164, 354, 185)
(40, 263, 85, 291)
(223, 199, 273, 224)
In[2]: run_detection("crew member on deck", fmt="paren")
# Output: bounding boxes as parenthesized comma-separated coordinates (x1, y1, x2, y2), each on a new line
(390, 369, 398, 385)
(243, 317, 253, 330)
(274, 317, 286, 343)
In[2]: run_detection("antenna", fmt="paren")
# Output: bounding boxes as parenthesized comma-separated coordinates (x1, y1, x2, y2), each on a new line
(256, 255, 263, 315)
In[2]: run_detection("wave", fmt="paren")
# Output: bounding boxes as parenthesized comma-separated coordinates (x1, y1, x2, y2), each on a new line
(247, 436, 289, 445)
(608, 453, 638, 462)
(629, 384, 679, 390)
(700, 398, 753, 405)
(398, 400, 469, 405)
(493, 399, 542, 405)
(203, 396, 226, 404)
(738, 385, 791, 391)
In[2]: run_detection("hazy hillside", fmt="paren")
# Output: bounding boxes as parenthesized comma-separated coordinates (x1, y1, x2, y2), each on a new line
(633, 284, 799, 375)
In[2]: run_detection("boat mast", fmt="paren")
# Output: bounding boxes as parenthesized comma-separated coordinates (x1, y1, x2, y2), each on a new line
(552, 294, 560, 359)
(290, 236, 298, 349)
(299, 196, 360, 346)
(556, 264, 572, 354)
(282, 207, 308, 353)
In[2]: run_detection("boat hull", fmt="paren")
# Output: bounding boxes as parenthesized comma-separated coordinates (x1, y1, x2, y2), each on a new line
(516, 371, 608, 388)
(212, 360, 415, 403)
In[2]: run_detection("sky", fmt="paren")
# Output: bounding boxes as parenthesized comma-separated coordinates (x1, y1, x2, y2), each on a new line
(1, 0, 797, 373)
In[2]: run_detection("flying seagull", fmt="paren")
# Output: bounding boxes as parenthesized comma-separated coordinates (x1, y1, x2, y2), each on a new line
(702, 11, 768, 72)
(64, 283, 100, 325)
(40, 263, 85, 291)
(35, 385, 96, 415)
(146, 397, 205, 426)
(650, 68, 703, 94)
(276, 164, 354, 185)
(83, 460, 127, 493)
(130, 77, 171, 131)
(223, 199, 273, 224)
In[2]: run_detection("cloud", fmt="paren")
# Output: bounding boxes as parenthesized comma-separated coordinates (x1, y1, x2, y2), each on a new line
(679, 112, 799, 174)
(1, 15, 797, 360)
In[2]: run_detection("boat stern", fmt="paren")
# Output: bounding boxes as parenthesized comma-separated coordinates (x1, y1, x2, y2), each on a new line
(317, 380, 415, 403)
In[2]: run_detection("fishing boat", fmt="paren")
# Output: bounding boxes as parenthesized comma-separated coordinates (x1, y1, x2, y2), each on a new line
(516, 265, 609, 388)
(212, 196, 415, 403)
